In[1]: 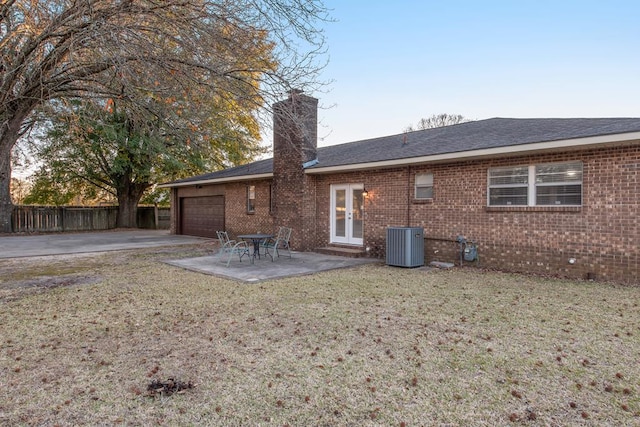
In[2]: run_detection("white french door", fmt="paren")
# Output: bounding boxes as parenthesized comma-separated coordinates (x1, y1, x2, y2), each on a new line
(330, 184, 364, 245)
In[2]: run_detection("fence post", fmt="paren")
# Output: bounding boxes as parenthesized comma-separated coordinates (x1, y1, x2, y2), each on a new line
(154, 203, 159, 229)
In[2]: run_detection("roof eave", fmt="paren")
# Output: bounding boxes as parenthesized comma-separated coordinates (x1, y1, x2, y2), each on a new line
(158, 131, 640, 186)
(305, 131, 640, 174)
(157, 172, 273, 188)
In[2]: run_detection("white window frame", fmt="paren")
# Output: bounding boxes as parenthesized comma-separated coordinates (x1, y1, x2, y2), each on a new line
(488, 161, 583, 207)
(534, 161, 583, 206)
(487, 165, 529, 206)
(415, 173, 434, 200)
(247, 185, 256, 213)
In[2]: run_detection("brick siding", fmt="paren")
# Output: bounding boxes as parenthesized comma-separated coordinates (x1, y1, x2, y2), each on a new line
(309, 143, 639, 284)
(223, 180, 274, 237)
(174, 142, 640, 283)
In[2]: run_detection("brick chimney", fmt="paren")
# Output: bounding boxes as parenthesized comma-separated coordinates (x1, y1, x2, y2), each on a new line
(272, 90, 319, 251)
(273, 89, 318, 165)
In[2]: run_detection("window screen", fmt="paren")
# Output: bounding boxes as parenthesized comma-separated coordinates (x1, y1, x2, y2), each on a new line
(488, 166, 528, 206)
(535, 162, 582, 206)
(488, 162, 583, 207)
(415, 173, 434, 199)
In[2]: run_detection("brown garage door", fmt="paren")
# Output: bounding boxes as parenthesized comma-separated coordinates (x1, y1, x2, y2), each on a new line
(180, 196, 224, 238)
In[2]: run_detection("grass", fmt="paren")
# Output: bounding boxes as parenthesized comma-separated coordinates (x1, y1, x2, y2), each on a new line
(0, 245, 639, 426)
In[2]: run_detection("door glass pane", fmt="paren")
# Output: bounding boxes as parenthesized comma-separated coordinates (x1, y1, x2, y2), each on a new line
(352, 189, 363, 239)
(335, 189, 346, 237)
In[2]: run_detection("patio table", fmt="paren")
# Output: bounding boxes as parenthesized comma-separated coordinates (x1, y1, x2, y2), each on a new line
(238, 234, 273, 262)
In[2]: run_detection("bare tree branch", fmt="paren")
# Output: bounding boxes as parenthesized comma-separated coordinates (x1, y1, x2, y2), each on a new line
(404, 113, 470, 132)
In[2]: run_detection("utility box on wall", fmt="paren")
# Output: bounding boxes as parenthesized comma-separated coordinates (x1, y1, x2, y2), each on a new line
(386, 227, 425, 267)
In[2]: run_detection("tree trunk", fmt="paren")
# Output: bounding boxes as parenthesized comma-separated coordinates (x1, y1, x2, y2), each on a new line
(1, 103, 36, 233)
(0, 113, 25, 233)
(0, 152, 12, 233)
(116, 182, 148, 228)
(116, 197, 138, 228)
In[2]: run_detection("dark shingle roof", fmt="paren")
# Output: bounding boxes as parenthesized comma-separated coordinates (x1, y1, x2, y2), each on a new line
(311, 117, 640, 168)
(165, 158, 273, 185)
(163, 117, 640, 186)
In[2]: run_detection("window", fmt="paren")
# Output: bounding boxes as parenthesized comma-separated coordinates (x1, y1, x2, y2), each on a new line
(535, 162, 583, 206)
(247, 185, 256, 213)
(488, 161, 582, 207)
(415, 173, 434, 199)
(488, 166, 529, 206)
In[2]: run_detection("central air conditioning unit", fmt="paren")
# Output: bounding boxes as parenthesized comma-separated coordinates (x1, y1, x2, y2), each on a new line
(386, 227, 424, 268)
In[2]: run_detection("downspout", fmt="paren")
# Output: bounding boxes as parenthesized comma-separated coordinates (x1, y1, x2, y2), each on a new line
(303, 158, 319, 251)
(406, 165, 411, 227)
(313, 176, 318, 249)
(173, 187, 180, 234)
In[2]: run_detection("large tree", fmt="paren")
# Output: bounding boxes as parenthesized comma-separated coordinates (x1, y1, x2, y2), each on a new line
(25, 92, 265, 226)
(0, 0, 329, 232)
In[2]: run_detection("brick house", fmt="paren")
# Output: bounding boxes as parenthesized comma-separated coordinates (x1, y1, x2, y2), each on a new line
(161, 91, 640, 284)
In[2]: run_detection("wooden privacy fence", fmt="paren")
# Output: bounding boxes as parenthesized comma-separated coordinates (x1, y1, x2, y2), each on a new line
(11, 205, 170, 233)
(138, 206, 171, 230)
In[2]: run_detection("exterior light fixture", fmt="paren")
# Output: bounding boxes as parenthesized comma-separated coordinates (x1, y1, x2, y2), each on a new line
(362, 188, 369, 197)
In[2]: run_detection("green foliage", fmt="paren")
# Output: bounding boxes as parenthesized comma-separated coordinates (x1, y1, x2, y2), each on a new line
(140, 188, 171, 207)
(27, 100, 157, 206)
(26, 91, 266, 211)
(23, 173, 76, 206)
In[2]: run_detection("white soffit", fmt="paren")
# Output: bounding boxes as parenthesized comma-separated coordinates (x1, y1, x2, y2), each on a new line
(157, 173, 273, 188)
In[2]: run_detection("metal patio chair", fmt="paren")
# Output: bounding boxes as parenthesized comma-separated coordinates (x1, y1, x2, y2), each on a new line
(216, 231, 250, 266)
(216, 231, 235, 257)
(261, 226, 292, 261)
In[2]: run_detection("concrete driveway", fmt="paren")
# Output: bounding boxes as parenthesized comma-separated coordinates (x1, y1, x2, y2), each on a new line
(0, 230, 211, 258)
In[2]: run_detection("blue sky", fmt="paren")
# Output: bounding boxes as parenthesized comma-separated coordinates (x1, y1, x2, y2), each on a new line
(314, 0, 640, 146)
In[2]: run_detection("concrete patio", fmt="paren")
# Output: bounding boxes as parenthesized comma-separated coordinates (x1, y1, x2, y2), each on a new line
(164, 251, 382, 282)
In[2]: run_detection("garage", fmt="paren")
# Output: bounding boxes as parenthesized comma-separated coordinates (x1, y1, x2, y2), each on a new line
(179, 196, 224, 238)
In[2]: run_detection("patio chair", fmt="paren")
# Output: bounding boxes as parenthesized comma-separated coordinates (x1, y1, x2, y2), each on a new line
(261, 226, 292, 261)
(216, 231, 250, 266)
(215, 231, 236, 258)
